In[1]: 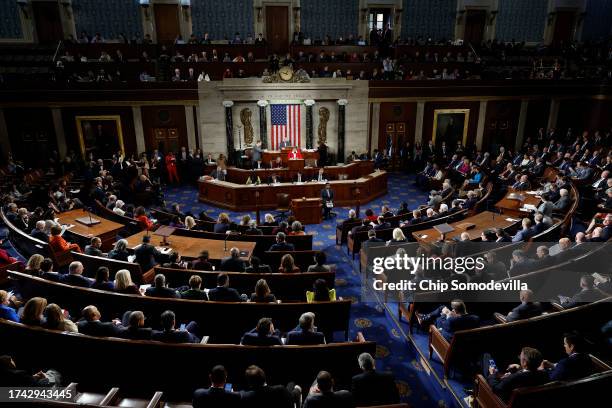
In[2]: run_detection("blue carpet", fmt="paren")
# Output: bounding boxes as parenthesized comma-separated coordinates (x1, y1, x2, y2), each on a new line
(164, 173, 462, 408)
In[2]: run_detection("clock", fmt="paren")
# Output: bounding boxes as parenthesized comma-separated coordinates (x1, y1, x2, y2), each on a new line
(278, 66, 294, 82)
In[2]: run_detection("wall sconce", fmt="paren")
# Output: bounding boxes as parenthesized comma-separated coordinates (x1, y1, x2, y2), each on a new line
(16, 0, 29, 19)
(139, 0, 150, 19)
(256, 7, 262, 22)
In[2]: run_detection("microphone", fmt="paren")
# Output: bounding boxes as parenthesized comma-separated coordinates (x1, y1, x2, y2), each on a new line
(224, 230, 230, 252)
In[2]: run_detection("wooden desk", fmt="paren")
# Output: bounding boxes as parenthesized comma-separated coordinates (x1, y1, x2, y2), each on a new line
(199, 170, 387, 211)
(412, 211, 520, 243)
(262, 149, 319, 165)
(125, 230, 256, 261)
(495, 189, 541, 218)
(58, 209, 124, 251)
(291, 198, 322, 225)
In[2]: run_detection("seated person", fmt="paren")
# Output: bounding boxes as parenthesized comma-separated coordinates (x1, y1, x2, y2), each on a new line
(0, 355, 57, 387)
(48, 224, 82, 253)
(30, 220, 49, 242)
(0, 290, 20, 322)
(133, 206, 154, 230)
(541, 333, 596, 381)
(42, 303, 78, 332)
(84, 237, 105, 257)
(508, 249, 536, 277)
(486, 347, 549, 401)
(151, 310, 200, 343)
(239, 365, 295, 407)
(560, 274, 606, 309)
(114, 269, 142, 295)
(77, 305, 122, 337)
(180, 275, 208, 300)
(269, 232, 295, 251)
(288, 221, 305, 236)
(286, 312, 325, 345)
(250, 279, 276, 303)
(134, 235, 162, 275)
(60, 261, 92, 288)
(208, 273, 242, 302)
(512, 218, 534, 242)
(262, 213, 278, 226)
(145, 274, 180, 298)
(418, 299, 480, 340)
(287, 147, 303, 160)
(303, 371, 353, 408)
(108, 239, 129, 261)
(241, 317, 282, 346)
(307, 252, 331, 272)
(193, 365, 241, 408)
(91, 266, 114, 291)
(306, 279, 336, 302)
(351, 352, 400, 407)
(364, 208, 378, 223)
(120, 310, 152, 340)
(396, 202, 410, 217)
(245, 256, 272, 273)
(505, 289, 543, 322)
(214, 213, 231, 233)
(220, 247, 246, 272)
(278, 254, 300, 273)
(272, 221, 289, 235)
(244, 220, 263, 235)
(161, 251, 187, 269)
(463, 190, 478, 210)
(191, 250, 213, 271)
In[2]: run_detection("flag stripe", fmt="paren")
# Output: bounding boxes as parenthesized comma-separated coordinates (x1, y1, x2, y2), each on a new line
(270, 104, 301, 150)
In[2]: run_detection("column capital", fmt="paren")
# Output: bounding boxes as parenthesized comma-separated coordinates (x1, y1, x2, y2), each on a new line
(337, 99, 348, 106)
(222, 100, 234, 108)
(257, 100, 268, 107)
(304, 99, 316, 106)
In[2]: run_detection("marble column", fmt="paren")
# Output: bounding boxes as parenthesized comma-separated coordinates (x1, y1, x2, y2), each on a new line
(414, 101, 425, 145)
(223, 100, 235, 164)
(475, 101, 487, 150)
(132, 106, 146, 154)
(257, 100, 268, 148)
(516, 100, 529, 152)
(51, 108, 67, 159)
(337, 99, 348, 163)
(547, 99, 560, 130)
(304, 99, 315, 149)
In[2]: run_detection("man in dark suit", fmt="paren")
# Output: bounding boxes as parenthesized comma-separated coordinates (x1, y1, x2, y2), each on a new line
(84, 237, 105, 257)
(373, 216, 391, 231)
(286, 312, 325, 345)
(321, 183, 335, 219)
(349, 220, 371, 238)
(541, 333, 595, 381)
(241, 317, 283, 346)
(245, 256, 272, 273)
(303, 371, 353, 408)
(487, 347, 549, 401)
(119, 311, 153, 340)
(505, 289, 542, 322)
(512, 218, 534, 243)
(419, 299, 479, 340)
(145, 274, 180, 298)
(77, 305, 122, 337)
(219, 247, 245, 272)
(239, 365, 295, 408)
(361, 229, 384, 249)
(193, 365, 241, 408)
(190, 250, 213, 271)
(508, 249, 536, 277)
(208, 273, 242, 302)
(552, 188, 570, 211)
(269, 232, 295, 251)
(151, 310, 200, 343)
(279, 136, 291, 149)
(351, 352, 399, 407)
(60, 261, 92, 288)
(408, 209, 426, 225)
(30, 221, 49, 242)
(561, 275, 606, 309)
(134, 235, 162, 274)
(244, 221, 263, 235)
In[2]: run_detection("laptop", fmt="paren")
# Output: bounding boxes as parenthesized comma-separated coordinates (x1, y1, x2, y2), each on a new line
(433, 223, 455, 234)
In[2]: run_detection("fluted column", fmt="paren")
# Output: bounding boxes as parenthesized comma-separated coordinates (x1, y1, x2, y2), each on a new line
(337, 99, 348, 163)
(304, 99, 315, 149)
(223, 100, 235, 165)
(257, 100, 268, 149)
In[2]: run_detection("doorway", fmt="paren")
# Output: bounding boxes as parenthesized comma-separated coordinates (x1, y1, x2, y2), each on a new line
(266, 6, 289, 54)
(552, 11, 576, 45)
(464, 10, 486, 46)
(32, 1, 64, 43)
(154, 4, 181, 43)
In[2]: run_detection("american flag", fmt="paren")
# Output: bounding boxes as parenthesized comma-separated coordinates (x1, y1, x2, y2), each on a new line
(270, 104, 301, 149)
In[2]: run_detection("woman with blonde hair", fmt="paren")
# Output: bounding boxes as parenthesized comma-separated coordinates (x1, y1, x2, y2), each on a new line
(215, 212, 231, 233)
(240, 214, 251, 226)
(278, 254, 300, 273)
(390, 228, 407, 243)
(19, 297, 47, 326)
(184, 216, 197, 230)
(250, 279, 277, 303)
(25, 254, 45, 276)
(263, 213, 277, 226)
(43, 303, 78, 332)
(114, 269, 141, 295)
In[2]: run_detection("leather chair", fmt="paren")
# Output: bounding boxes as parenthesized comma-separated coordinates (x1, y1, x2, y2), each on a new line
(275, 193, 291, 221)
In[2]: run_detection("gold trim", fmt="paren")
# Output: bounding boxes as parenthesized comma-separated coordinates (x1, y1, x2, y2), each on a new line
(75, 115, 125, 159)
(432, 109, 470, 146)
(368, 94, 612, 103)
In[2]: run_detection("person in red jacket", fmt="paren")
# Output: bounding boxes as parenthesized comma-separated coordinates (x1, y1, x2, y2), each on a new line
(134, 206, 154, 230)
(0, 238, 21, 267)
(287, 147, 303, 161)
(48, 225, 82, 253)
(165, 152, 179, 184)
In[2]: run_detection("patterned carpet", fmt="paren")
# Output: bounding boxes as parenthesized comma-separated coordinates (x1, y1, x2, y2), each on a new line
(164, 173, 460, 408)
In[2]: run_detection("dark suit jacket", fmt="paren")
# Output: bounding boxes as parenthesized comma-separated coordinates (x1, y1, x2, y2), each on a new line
(303, 390, 353, 408)
(269, 242, 295, 252)
(506, 302, 543, 322)
(286, 329, 325, 345)
(436, 313, 480, 340)
(134, 243, 162, 274)
(60, 274, 92, 288)
(208, 286, 242, 302)
(190, 259, 213, 271)
(549, 353, 594, 381)
(30, 229, 48, 242)
(509, 258, 536, 277)
(241, 331, 282, 346)
(562, 288, 605, 309)
(351, 370, 400, 407)
(220, 257, 245, 272)
(464, 198, 478, 210)
(240, 385, 294, 408)
(487, 369, 550, 401)
(193, 387, 241, 408)
(120, 327, 153, 340)
(84, 245, 104, 257)
(77, 320, 121, 337)
(151, 329, 200, 343)
(145, 286, 180, 298)
(321, 189, 334, 202)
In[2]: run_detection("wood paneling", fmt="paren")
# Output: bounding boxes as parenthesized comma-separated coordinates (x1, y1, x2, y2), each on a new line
(524, 99, 551, 138)
(557, 98, 612, 133)
(61, 107, 136, 158)
(266, 6, 289, 54)
(378, 102, 417, 152)
(464, 10, 486, 45)
(422, 101, 480, 148)
(482, 100, 521, 150)
(154, 4, 181, 44)
(140, 106, 188, 153)
(4, 108, 57, 167)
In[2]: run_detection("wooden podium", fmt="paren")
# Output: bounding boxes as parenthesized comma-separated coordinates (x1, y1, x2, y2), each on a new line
(291, 197, 322, 225)
(288, 158, 305, 172)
